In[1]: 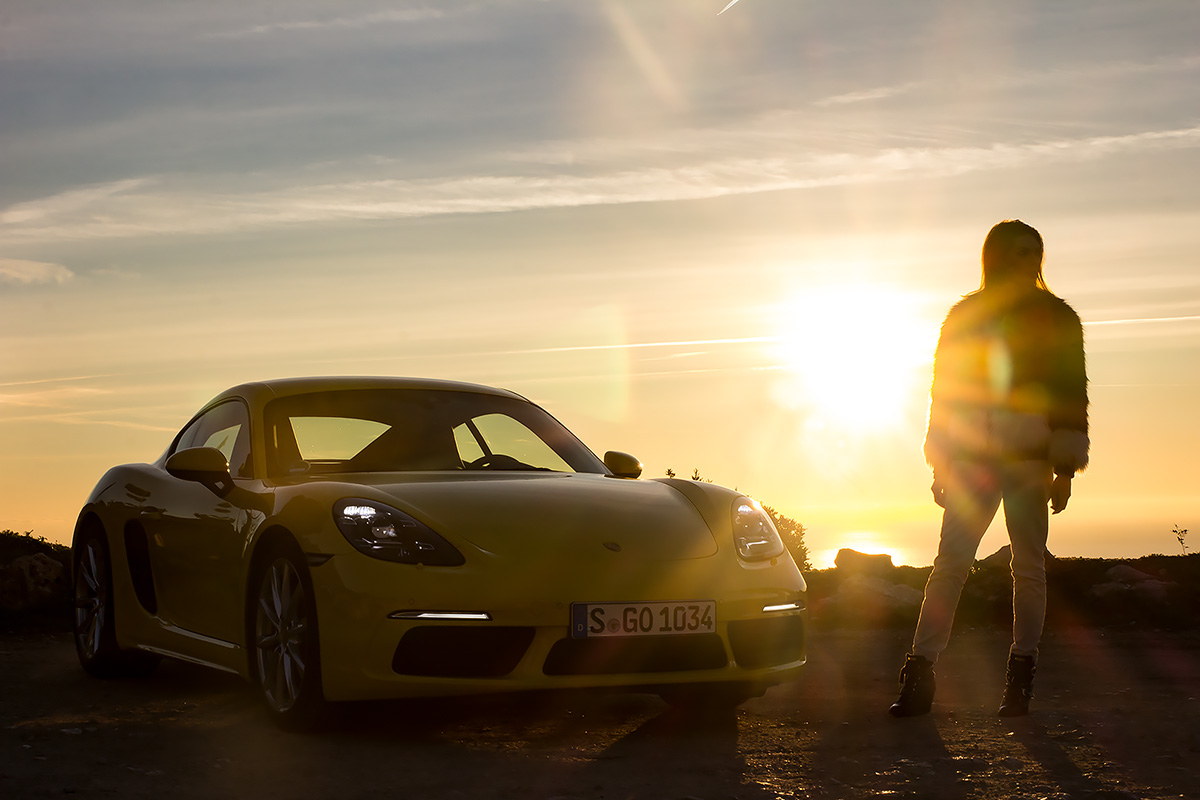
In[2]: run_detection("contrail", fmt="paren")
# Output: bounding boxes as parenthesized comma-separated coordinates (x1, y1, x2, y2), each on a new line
(0, 374, 115, 388)
(1084, 315, 1200, 327)
(502, 336, 775, 355)
(718, 0, 743, 15)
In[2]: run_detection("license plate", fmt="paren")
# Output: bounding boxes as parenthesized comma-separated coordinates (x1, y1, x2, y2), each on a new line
(571, 601, 716, 638)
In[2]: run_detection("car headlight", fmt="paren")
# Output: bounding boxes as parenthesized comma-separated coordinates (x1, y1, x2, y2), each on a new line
(333, 499, 465, 566)
(731, 496, 784, 561)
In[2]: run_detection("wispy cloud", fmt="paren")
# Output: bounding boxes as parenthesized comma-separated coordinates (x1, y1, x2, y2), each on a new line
(0, 179, 147, 226)
(3, 125, 1199, 245)
(1025, 53, 1200, 87)
(0, 410, 178, 433)
(0, 380, 184, 432)
(487, 336, 774, 356)
(0, 258, 74, 286)
(207, 8, 447, 40)
(0, 374, 114, 389)
(0, 385, 106, 411)
(814, 83, 920, 107)
(810, 55, 1200, 109)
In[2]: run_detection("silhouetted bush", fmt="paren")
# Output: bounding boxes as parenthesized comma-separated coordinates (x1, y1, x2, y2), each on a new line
(1, 530, 73, 633)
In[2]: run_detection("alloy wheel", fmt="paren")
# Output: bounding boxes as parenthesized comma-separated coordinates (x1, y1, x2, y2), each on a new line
(75, 537, 108, 662)
(255, 557, 309, 713)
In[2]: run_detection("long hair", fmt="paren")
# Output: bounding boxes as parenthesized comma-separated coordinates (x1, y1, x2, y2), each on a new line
(980, 219, 1049, 291)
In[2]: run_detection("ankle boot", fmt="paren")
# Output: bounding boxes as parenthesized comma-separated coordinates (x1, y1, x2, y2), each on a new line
(998, 654, 1036, 717)
(889, 654, 935, 717)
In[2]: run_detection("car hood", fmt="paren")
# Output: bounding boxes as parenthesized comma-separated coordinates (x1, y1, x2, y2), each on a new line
(350, 473, 720, 561)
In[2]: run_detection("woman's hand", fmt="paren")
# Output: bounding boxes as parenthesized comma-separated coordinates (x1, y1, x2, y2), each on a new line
(1050, 473, 1072, 514)
(931, 478, 947, 509)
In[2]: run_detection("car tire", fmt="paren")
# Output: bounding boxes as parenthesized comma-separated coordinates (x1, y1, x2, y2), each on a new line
(250, 542, 327, 731)
(73, 525, 160, 678)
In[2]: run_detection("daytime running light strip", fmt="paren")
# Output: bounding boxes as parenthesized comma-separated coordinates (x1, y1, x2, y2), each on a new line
(761, 603, 803, 613)
(389, 611, 492, 621)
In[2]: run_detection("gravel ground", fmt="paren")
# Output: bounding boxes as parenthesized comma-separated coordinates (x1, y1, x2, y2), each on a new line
(2, 625, 1198, 799)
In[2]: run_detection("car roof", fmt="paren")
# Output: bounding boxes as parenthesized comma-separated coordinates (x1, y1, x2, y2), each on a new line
(208, 376, 528, 410)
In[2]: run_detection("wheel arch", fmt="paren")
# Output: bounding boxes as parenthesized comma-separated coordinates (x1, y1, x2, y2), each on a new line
(242, 525, 307, 670)
(72, 510, 106, 550)
(71, 508, 161, 678)
(242, 523, 329, 728)
(71, 511, 110, 596)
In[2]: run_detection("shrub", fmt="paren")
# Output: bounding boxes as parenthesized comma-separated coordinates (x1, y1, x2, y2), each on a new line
(1, 530, 69, 563)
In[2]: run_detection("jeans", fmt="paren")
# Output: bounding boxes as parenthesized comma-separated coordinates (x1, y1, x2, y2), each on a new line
(911, 460, 1052, 662)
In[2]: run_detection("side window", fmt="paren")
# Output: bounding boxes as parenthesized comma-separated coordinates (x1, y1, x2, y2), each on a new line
(200, 425, 241, 460)
(175, 401, 253, 478)
(453, 423, 486, 464)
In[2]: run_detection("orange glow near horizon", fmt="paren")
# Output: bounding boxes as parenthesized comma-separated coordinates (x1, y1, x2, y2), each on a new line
(813, 531, 912, 571)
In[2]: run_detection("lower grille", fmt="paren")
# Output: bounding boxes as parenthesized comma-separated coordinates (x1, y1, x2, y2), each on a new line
(727, 615, 806, 669)
(542, 633, 728, 676)
(392, 626, 534, 678)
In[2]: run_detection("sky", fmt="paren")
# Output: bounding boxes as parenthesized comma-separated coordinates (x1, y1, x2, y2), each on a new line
(2, 0, 1198, 568)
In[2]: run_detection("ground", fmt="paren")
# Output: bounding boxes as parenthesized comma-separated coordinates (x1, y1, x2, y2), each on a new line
(2, 624, 1197, 799)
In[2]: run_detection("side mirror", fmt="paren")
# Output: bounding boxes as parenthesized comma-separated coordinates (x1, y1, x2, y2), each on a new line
(603, 450, 643, 479)
(166, 447, 235, 497)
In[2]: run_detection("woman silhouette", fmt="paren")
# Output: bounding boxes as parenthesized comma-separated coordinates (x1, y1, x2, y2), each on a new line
(890, 220, 1089, 718)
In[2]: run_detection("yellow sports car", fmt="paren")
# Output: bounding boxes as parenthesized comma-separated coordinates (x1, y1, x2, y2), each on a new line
(73, 377, 807, 728)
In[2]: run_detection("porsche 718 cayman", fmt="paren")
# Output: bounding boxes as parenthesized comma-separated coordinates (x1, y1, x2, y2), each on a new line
(72, 377, 807, 728)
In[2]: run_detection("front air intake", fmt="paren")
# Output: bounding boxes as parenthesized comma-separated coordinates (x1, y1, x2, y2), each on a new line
(727, 615, 806, 669)
(392, 626, 534, 677)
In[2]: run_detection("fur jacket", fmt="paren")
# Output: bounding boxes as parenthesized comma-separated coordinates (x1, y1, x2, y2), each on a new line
(924, 287, 1089, 477)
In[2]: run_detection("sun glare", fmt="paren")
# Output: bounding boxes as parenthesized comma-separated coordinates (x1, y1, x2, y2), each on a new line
(815, 532, 910, 570)
(772, 283, 934, 433)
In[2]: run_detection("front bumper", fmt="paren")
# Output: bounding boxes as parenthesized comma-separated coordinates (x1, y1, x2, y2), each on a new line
(310, 548, 807, 701)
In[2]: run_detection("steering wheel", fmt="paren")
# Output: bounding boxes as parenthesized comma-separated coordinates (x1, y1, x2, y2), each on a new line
(465, 454, 527, 471)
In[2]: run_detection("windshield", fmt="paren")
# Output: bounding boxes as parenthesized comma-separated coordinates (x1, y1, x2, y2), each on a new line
(263, 389, 607, 477)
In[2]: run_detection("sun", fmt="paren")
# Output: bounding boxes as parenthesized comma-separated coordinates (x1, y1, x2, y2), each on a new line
(771, 283, 935, 433)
